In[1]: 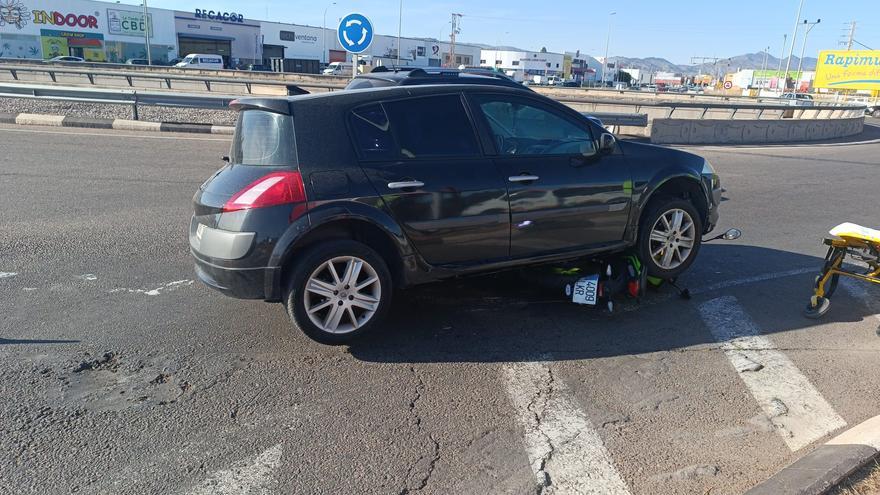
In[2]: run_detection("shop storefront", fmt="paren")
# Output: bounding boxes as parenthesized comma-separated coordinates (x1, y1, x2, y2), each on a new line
(174, 10, 260, 68)
(0, 0, 177, 62)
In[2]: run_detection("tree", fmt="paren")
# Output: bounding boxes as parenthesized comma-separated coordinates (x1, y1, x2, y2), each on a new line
(617, 70, 632, 84)
(540, 47, 547, 53)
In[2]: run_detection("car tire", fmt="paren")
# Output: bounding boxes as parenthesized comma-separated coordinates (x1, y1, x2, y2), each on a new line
(638, 198, 704, 279)
(285, 240, 392, 345)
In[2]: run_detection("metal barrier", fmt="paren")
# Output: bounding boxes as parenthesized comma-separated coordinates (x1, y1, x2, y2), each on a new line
(0, 63, 345, 95)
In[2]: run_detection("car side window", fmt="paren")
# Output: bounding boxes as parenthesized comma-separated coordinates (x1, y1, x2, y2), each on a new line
(383, 95, 480, 159)
(475, 96, 595, 156)
(350, 104, 398, 161)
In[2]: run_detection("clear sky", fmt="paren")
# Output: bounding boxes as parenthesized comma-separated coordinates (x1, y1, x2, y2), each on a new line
(126, 0, 878, 64)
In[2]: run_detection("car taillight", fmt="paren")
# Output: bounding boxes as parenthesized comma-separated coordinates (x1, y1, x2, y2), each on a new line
(222, 171, 307, 213)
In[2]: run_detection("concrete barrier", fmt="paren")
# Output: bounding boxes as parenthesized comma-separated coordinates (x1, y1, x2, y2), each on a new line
(651, 117, 865, 144)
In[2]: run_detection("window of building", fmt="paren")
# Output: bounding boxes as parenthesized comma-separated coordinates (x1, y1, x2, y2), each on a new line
(480, 59, 486, 64)
(280, 31, 295, 42)
(417, 46, 426, 56)
(495, 60, 502, 65)
(546, 62, 551, 68)
(512, 60, 519, 66)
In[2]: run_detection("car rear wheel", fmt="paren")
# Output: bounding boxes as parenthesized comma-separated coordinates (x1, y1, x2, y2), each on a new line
(638, 198, 703, 279)
(286, 240, 392, 345)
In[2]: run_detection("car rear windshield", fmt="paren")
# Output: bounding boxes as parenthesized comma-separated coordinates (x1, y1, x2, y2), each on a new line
(230, 110, 297, 166)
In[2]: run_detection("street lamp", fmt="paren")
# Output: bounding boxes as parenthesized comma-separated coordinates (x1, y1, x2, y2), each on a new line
(141, 0, 151, 65)
(601, 11, 616, 87)
(795, 19, 820, 93)
(760, 45, 770, 87)
(396, 0, 403, 67)
(783, 0, 806, 91)
(322, 2, 337, 67)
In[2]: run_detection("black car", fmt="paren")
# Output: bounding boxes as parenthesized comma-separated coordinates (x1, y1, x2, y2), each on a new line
(190, 84, 721, 344)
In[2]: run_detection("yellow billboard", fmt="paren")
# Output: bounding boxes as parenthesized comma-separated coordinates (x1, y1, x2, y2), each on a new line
(815, 50, 880, 91)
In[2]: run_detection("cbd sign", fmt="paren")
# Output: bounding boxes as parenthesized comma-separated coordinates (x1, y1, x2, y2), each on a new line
(33, 10, 98, 29)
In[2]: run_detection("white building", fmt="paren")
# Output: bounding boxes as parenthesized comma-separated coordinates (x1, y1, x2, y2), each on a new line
(0, 0, 178, 63)
(480, 47, 564, 82)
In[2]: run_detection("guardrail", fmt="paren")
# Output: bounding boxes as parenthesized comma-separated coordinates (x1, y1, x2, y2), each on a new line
(0, 63, 345, 95)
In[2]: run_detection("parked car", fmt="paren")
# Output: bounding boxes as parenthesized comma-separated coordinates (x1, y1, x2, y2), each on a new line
(125, 58, 149, 65)
(243, 64, 273, 72)
(323, 62, 354, 75)
(865, 103, 879, 118)
(780, 92, 815, 106)
(562, 81, 581, 88)
(175, 53, 224, 70)
(190, 84, 722, 344)
(47, 56, 84, 63)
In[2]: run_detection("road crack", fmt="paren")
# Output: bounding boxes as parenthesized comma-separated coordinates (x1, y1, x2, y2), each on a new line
(399, 366, 441, 494)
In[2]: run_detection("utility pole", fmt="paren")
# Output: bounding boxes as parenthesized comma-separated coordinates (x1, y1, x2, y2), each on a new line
(142, 0, 151, 65)
(776, 34, 787, 91)
(448, 13, 462, 68)
(691, 56, 718, 84)
(846, 21, 856, 50)
(783, 0, 806, 92)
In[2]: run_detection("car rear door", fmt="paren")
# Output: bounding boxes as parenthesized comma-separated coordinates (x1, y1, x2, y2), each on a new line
(352, 94, 510, 266)
(467, 93, 632, 258)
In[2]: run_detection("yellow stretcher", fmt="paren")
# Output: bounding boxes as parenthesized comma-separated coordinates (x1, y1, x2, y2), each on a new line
(806, 223, 880, 318)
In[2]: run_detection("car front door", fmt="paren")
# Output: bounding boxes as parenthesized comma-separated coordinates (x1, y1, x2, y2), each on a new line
(468, 93, 632, 258)
(352, 94, 510, 266)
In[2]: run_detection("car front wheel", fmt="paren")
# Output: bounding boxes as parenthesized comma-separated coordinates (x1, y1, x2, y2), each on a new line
(638, 198, 703, 279)
(286, 240, 392, 345)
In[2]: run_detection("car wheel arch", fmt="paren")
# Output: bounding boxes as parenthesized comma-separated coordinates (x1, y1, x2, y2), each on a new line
(273, 212, 411, 297)
(638, 174, 709, 229)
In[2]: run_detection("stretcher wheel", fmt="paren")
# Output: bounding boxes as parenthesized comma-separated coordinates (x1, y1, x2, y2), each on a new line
(814, 274, 840, 298)
(804, 296, 831, 319)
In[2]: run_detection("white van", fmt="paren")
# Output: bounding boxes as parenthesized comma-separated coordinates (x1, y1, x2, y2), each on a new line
(322, 62, 352, 76)
(175, 54, 224, 70)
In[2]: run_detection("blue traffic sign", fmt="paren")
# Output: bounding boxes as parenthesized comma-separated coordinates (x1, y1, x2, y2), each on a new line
(337, 13, 374, 54)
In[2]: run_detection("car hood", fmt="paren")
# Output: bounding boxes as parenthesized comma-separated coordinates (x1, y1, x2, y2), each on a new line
(617, 140, 706, 170)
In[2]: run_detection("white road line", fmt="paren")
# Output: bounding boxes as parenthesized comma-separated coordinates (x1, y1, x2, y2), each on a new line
(0, 126, 230, 141)
(188, 444, 282, 495)
(698, 296, 846, 451)
(841, 278, 880, 323)
(110, 279, 193, 296)
(691, 267, 816, 296)
(0, 272, 17, 279)
(503, 360, 631, 495)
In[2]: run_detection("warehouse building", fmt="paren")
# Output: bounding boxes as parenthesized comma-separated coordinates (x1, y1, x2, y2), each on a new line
(480, 47, 565, 82)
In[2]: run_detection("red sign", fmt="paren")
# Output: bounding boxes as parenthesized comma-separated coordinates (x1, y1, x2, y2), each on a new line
(33, 10, 99, 29)
(723, 81, 733, 90)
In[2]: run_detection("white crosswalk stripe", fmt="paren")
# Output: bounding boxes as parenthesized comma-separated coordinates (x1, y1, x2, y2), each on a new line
(698, 296, 847, 451)
(503, 360, 632, 495)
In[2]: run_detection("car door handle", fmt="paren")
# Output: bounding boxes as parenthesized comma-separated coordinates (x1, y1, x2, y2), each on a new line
(508, 175, 540, 183)
(387, 180, 425, 189)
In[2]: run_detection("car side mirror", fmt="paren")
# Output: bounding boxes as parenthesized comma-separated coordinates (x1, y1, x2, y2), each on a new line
(599, 133, 616, 154)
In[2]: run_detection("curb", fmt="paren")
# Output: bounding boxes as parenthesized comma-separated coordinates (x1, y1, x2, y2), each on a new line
(746, 415, 880, 495)
(0, 112, 233, 135)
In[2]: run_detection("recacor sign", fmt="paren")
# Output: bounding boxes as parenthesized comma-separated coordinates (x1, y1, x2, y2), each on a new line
(814, 50, 880, 91)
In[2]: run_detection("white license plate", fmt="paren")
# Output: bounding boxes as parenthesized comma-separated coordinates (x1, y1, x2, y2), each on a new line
(196, 223, 206, 241)
(571, 275, 600, 305)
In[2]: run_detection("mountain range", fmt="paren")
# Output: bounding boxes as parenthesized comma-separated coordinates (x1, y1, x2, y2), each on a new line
(609, 52, 818, 75)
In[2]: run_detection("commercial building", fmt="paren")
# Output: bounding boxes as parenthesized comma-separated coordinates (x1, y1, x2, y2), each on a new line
(480, 47, 564, 82)
(0, 0, 177, 63)
(564, 51, 598, 83)
(174, 9, 261, 68)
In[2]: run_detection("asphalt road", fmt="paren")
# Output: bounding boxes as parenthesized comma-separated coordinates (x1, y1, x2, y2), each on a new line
(1, 121, 880, 495)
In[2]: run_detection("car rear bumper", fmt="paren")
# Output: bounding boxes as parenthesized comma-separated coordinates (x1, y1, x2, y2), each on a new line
(193, 255, 266, 300)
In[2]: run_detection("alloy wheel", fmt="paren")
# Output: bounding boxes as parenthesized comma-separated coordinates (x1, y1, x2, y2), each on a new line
(304, 256, 382, 334)
(648, 208, 697, 270)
